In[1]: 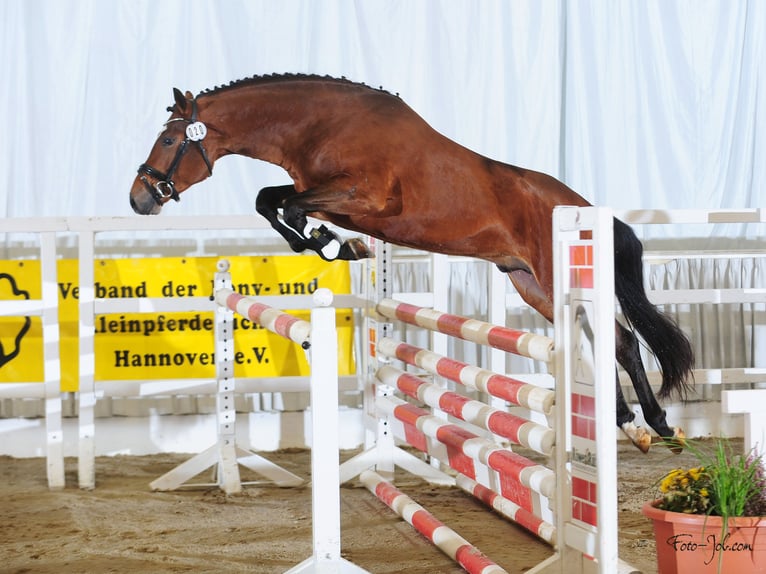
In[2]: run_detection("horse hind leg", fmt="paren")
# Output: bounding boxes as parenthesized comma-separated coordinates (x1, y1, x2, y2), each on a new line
(507, 266, 684, 453)
(616, 321, 685, 453)
(572, 301, 656, 452)
(615, 374, 653, 453)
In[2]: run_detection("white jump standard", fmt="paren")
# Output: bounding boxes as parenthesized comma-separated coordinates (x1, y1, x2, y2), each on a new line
(149, 259, 303, 494)
(342, 207, 638, 574)
(214, 260, 368, 574)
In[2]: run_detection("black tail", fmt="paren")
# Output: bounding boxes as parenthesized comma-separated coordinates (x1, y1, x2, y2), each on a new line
(613, 218, 694, 399)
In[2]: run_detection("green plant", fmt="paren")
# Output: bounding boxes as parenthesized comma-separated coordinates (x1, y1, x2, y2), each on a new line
(649, 439, 766, 574)
(655, 438, 766, 518)
(656, 465, 713, 514)
(743, 451, 766, 516)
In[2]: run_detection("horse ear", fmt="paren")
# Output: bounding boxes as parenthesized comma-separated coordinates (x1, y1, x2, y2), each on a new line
(173, 88, 187, 112)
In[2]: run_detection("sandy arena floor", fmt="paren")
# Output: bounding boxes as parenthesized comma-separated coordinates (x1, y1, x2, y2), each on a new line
(0, 440, 727, 574)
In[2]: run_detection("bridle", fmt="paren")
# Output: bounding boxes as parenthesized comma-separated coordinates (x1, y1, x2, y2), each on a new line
(137, 97, 213, 205)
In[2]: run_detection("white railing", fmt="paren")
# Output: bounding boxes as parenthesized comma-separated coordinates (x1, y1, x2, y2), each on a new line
(3, 209, 766, 486)
(617, 209, 766, 449)
(1, 216, 361, 488)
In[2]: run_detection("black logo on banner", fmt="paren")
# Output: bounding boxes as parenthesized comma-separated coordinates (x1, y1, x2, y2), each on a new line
(0, 274, 31, 368)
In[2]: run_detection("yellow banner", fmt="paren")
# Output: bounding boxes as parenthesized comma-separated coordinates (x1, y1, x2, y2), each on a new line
(0, 256, 354, 391)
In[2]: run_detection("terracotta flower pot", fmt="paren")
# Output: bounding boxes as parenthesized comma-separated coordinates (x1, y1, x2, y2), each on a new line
(642, 500, 766, 573)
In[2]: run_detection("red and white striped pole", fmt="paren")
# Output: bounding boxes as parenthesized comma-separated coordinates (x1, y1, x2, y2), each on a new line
(378, 395, 555, 508)
(360, 470, 509, 574)
(376, 298, 554, 362)
(377, 337, 555, 415)
(455, 474, 556, 545)
(214, 288, 311, 348)
(377, 365, 555, 455)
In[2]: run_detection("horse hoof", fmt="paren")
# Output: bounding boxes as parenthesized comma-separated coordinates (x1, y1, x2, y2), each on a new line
(665, 428, 686, 454)
(621, 421, 652, 453)
(342, 237, 374, 260)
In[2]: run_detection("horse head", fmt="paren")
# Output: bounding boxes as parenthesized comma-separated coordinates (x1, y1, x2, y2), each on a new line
(130, 88, 216, 215)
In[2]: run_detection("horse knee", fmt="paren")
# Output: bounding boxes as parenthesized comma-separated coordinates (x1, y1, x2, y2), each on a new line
(256, 185, 294, 217)
(255, 195, 269, 217)
(280, 198, 304, 229)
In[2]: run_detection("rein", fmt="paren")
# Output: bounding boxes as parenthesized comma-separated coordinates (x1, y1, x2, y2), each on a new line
(137, 97, 213, 205)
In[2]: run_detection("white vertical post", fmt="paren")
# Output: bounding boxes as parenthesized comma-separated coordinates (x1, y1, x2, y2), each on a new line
(488, 265, 508, 407)
(41, 232, 64, 489)
(548, 206, 620, 574)
(78, 230, 96, 490)
(287, 289, 370, 573)
(591, 208, 618, 572)
(429, 253, 450, 472)
(310, 296, 341, 564)
(543, 208, 578, 574)
(214, 260, 241, 493)
(431, 253, 449, 357)
(722, 389, 766, 455)
(367, 239, 396, 477)
(361, 239, 377, 449)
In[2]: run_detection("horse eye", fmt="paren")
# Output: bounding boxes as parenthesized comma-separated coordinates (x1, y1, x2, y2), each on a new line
(162, 137, 175, 147)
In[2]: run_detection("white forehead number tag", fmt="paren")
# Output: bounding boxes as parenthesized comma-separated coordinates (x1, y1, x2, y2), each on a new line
(185, 122, 207, 141)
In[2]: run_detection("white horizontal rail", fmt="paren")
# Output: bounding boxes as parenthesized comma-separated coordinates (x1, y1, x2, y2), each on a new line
(0, 376, 361, 399)
(91, 294, 367, 315)
(643, 250, 766, 262)
(0, 300, 46, 316)
(1, 215, 273, 233)
(137, 375, 360, 396)
(722, 389, 766, 413)
(94, 297, 215, 314)
(388, 291, 435, 308)
(2, 209, 763, 235)
(618, 208, 766, 224)
(721, 389, 766, 455)
(618, 367, 766, 387)
(648, 288, 766, 305)
(0, 383, 48, 398)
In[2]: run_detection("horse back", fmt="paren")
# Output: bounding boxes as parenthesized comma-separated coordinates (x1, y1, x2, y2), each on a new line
(280, 85, 591, 294)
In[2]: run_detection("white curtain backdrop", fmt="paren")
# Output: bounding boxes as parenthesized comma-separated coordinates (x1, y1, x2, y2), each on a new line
(1, 0, 764, 239)
(1, 1, 765, 412)
(2, 0, 765, 348)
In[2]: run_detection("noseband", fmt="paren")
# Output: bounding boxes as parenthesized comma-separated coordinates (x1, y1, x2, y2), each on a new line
(137, 97, 213, 205)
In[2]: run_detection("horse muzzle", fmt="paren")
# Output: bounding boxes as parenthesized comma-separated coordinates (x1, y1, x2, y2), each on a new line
(130, 178, 163, 215)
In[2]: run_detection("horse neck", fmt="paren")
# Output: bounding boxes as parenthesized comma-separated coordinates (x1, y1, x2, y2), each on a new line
(199, 87, 328, 167)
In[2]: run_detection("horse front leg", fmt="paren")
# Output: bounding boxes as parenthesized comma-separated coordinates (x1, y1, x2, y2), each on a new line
(616, 321, 685, 453)
(255, 185, 312, 254)
(282, 184, 383, 261)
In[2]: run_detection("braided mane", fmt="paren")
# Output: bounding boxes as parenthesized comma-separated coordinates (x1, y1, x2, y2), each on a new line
(197, 73, 397, 99)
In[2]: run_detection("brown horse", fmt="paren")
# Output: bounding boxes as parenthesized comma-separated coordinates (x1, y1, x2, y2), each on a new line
(130, 74, 693, 452)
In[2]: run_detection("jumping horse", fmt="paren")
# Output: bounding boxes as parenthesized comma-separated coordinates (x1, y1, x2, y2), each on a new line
(130, 74, 693, 452)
